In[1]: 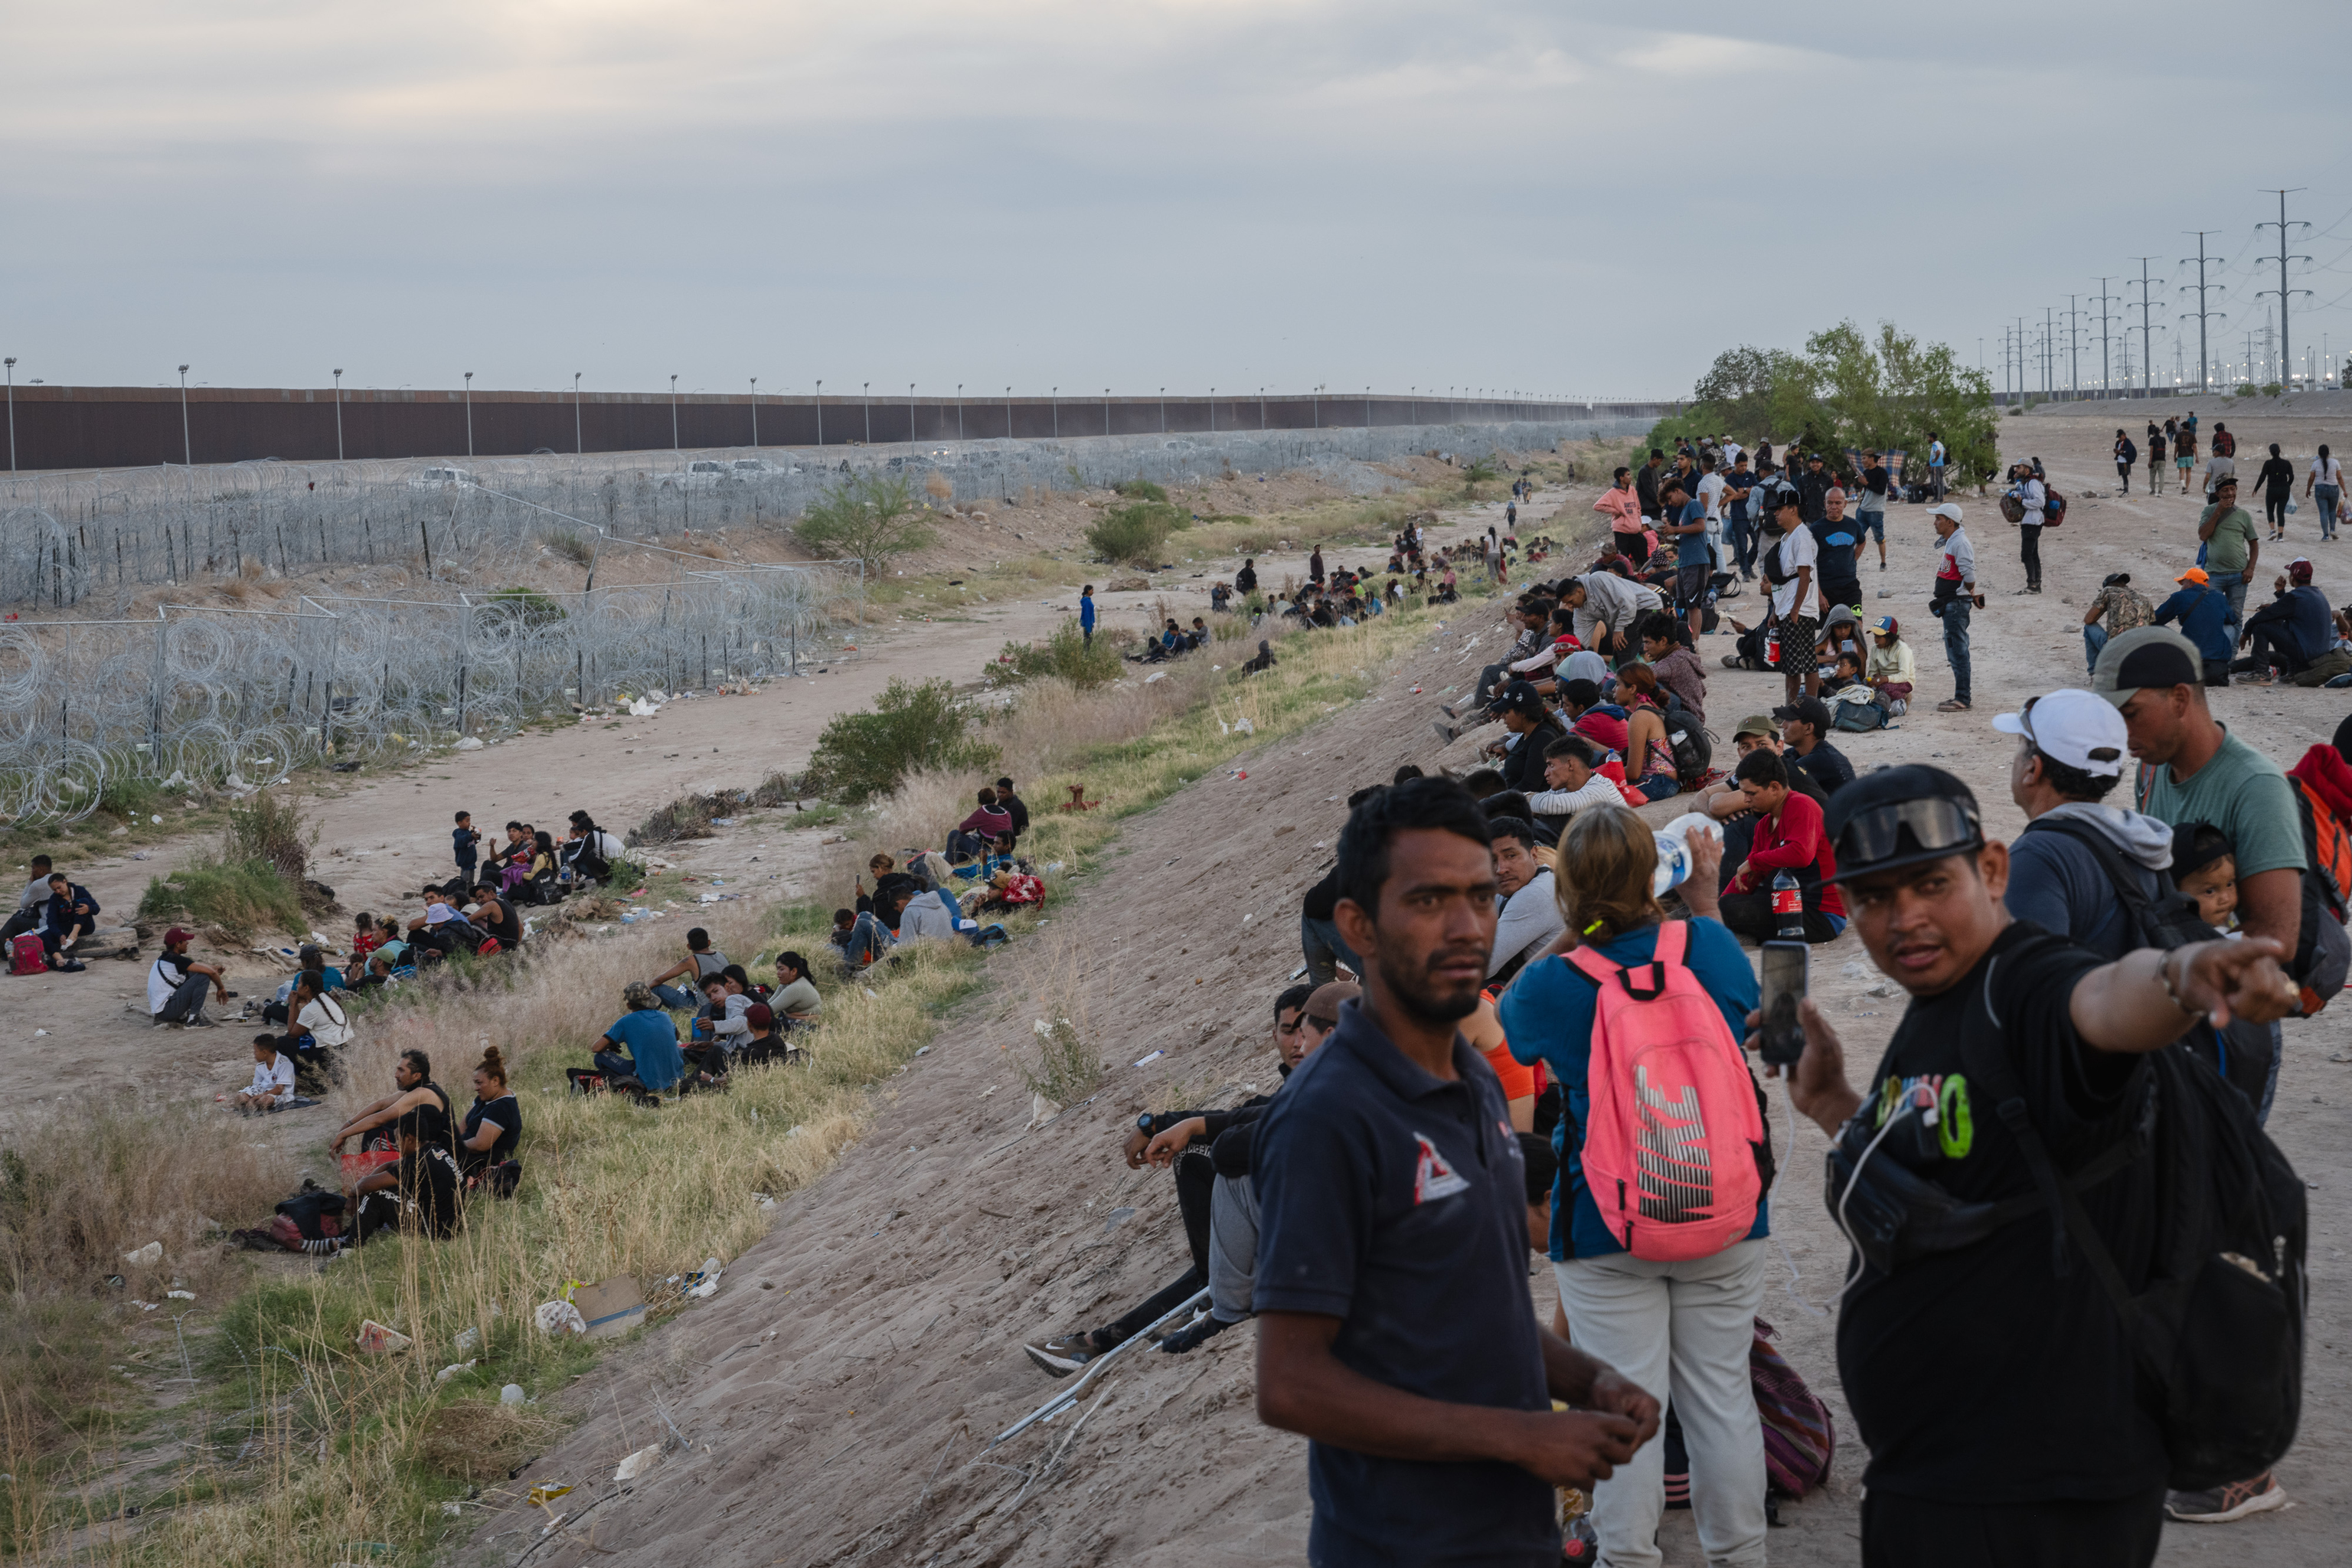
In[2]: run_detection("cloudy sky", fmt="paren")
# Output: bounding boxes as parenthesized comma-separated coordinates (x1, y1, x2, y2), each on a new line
(5, 0, 2350, 402)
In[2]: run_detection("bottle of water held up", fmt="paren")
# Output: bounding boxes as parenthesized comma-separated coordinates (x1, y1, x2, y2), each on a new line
(1772, 869, 1805, 939)
(1648, 813, 1724, 900)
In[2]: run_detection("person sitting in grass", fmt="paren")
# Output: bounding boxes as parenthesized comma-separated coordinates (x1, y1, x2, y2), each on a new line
(332, 1048, 454, 1159)
(346, 1105, 462, 1244)
(149, 927, 232, 1027)
(349, 911, 386, 968)
(691, 968, 756, 1050)
(347, 951, 397, 995)
(456, 1044, 522, 1196)
(972, 865, 1046, 915)
(769, 952, 823, 1024)
(236, 1034, 299, 1114)
(594, 981, 684, 1093)
(648, 927, 729, 1009)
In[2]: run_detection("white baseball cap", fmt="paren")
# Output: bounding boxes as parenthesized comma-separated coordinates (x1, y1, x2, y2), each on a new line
(1926, 502, 1964, 524)
(1991, 688, 2130, 778)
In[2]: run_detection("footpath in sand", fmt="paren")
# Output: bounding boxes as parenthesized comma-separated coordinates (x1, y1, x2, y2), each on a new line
(462, 409, 2352, 1568)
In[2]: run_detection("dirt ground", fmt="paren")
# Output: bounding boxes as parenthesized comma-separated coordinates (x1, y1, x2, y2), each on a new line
(437, 408, 2352, 1568)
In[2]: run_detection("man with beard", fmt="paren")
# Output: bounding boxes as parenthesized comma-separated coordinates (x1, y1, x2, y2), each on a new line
(1253, 777, 1661, 1566)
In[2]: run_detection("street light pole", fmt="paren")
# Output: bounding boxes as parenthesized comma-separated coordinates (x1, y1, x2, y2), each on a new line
(178, 364, 191, 466)
(1050, 387, 1057, 439)
(816, 380, 823, 447)
(863, 382, 871, 444)
(332, 368, 345, 460)
(1159, 387, 1165, 434)
(1103, 387, 1110, 437)
(3, 357, 14, 474)
(1004, 386, 1011, 439)
(909, 382, 916, 449)
(956, 384, 963, 441)
(574, 372, 583, 453)
(750, 377, 758, 448)
(463, 371, 473, 457)
(670, 374, 679, 450)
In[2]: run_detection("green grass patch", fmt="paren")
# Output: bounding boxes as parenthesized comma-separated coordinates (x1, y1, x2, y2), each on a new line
(984, 617, 1124, 691)
(137, 855, 305, 940)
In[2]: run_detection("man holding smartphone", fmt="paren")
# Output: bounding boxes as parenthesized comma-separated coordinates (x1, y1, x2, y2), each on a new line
(1762, 766, 2298, 1567)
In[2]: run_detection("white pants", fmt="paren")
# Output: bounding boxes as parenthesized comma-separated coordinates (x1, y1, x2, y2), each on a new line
(1554, 1240, 1769, 1568)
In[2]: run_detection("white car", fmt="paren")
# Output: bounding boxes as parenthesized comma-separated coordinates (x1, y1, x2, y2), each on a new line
(407, 466, 476, 490)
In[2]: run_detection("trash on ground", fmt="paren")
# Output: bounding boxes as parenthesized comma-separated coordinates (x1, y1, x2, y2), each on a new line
(573, 1275, 648, 1340)
(355, 1320, 413, 1354)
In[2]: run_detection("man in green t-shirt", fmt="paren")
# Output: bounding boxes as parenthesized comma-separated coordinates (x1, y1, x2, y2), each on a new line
(2196, 477, 2260, 635)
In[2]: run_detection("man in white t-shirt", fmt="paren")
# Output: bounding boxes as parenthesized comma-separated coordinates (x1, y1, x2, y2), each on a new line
(149, 927, 230, 1027)
(1760, 491, 1820, 703)
(1696, 456, 1729, 570)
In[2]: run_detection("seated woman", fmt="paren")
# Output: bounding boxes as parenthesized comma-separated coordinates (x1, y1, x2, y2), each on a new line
(264, 946, 341, 1023)
(286, 972, 354, 1088)
(456, 1044, 522, 1195)
(344, 1104, 462, 1245)
(593, 981, 685, 1094)
(331, 1048, 454, 1162)
(524, 830, 562, 903)
(768, 952, 824, 1026)
(1609, 665, 1681, 802)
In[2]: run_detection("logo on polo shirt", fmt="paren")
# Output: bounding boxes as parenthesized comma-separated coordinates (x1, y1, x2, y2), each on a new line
(1413, 1134, 1470, 1204)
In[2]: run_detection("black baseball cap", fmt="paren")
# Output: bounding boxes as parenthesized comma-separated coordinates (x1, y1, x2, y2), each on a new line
(1821, 765, 1985, 884)
(1499, 680, 1547, 719)
(1772, 697, 1833, 732)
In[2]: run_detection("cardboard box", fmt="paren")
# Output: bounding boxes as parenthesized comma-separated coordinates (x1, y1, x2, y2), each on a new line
(572, 1275, 645, 1341)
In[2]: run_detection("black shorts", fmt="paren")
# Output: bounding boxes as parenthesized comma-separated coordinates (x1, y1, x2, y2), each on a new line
(1779, 613, 1819, 676)
(1674, 563, 1711, 611)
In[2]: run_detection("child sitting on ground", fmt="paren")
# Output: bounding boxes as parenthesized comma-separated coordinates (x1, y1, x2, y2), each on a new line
(237, 1034, 299, 1113)
(2171, 822, 2239, 932)
(350, 912, 385, 966)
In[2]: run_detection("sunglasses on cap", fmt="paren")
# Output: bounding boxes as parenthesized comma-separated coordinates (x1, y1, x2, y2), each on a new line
(1831, 796, 1983, 874)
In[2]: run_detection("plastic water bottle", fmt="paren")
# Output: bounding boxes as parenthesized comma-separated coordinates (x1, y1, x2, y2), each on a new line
(1772, 870, 1805, 939)
(1648, 813, 1725, 900)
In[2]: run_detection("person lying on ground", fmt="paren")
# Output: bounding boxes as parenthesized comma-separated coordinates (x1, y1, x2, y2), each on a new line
(594, 982, 686, 1093)
(345, 1104, 462, 1245)
(1252, 779, 1664, 1553)
(648, 927, 729, 1009)
(149, 927, 232, 1027)
(34, 871, 99, 970)
(1025, 983, 1328, 1375)
(970, 866, 1045, 915)
(332, 1050, 454, 1161)
(769, 952, 822, 1022)
(237, 1034, 299, 1113)
(1488, 818, 1565, 987)
(456, 1044, 521, 1193)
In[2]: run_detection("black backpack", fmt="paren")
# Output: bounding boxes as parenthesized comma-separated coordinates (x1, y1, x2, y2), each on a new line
(275, 1186, 348, 1241)
(1659, 695, 1713, 785)
(2020, 817, 2272, 1107)
(1958, 964, 2306, 1491)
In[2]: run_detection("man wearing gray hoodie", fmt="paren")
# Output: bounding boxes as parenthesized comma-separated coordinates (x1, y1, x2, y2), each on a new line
(1994, 688, 2173, 958)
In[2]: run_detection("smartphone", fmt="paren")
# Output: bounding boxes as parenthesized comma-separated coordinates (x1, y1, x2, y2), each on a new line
(1758, 941, 1808, 1067)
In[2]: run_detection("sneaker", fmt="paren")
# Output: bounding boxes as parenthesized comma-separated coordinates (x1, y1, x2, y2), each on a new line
(1440, 701, 1462, 719)
(1159, 1313, 1239, 1354)
(186, 1014, 219, 1028)
(1022, 1331, 1106, 1377)
(2166, 1473, 2288, 1523)
(1430, 720, 1459, 745)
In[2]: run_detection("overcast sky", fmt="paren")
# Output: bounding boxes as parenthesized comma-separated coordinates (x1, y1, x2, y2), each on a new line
(5, 0, 2350, 403)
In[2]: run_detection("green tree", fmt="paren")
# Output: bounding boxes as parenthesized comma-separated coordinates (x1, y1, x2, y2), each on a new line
(1085, 501, 1186, 567)
(806, 678, 997, 802)
(794, 474, 936, 567)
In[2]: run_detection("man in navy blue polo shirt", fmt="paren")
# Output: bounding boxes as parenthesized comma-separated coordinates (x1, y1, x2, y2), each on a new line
(1253, 778, 1661, 1566)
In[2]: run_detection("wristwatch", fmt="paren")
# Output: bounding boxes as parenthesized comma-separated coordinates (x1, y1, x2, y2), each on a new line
(1137, 1113, 1155, 1135)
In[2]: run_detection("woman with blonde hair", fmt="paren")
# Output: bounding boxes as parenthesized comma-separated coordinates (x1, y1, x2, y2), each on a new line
(1497, 806, 1767, 1568)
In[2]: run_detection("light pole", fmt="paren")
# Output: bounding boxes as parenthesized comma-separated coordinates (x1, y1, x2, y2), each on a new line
(3, 356, 14, 473)
(1050, 387, 1057, 439)
(573, 372, 583, 453)
(956, 383, 963, 440)
(1004, 386, 1011, 439)
(1159, 387, 1166, 434)
(332, 368, 345, 460)
(909, 382, 916, 448)
(1259, 387, 1265, 431)
(178, 364, 191, 466)
(1103, 387, 1110, 437)
(1209, 387, 1215, 433)
(863, 382, 871, 444)
(669, 374, 679, 450)
(463, 371, 473, 457)
(816, 380, 823, 446)
(750, 377, 758, 448)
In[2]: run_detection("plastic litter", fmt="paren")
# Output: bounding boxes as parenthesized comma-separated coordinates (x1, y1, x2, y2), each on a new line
(502, 1384, 529, 1406)
(534, 1299, 587, 1338)
(684, 1256, 724, 1300)
(165, 1289, 194, 1301)
(123, 1241, 162, 1267)
(614, 1443, 665, 1482)
(435, 1359, 477, 1383)
(355, 1320, 413, 1354)
(452, 1325, 482, 1354)
(1133, 1050, 1165, 1067)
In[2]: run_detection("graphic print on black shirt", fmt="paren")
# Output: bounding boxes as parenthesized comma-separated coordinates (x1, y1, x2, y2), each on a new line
(1834, 923, 2166, 1505)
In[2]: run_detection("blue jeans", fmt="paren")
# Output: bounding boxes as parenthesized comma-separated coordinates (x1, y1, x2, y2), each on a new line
(650, 983, 697, 1011)
(2206, 570, 2247, 638)
(1939, 596, 1971, 703)
(2318, 484, 2341, 538)
(1723, 514, 1756, 573)
(2083, 622, 2108, 677)
(1300, 914, 1363, 988)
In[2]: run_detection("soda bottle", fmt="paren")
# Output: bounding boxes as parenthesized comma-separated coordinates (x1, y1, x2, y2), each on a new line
(1772, 870, 1804, 939)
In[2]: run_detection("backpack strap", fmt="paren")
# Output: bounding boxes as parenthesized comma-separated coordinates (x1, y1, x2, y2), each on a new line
(1562, 920, 1687, 1000)
(1952, 953, 2138, 1318)
(2017, 818, 2167, 938)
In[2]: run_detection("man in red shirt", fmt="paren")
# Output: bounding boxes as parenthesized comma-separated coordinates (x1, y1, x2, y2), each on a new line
(1717, 748, 1847, 944)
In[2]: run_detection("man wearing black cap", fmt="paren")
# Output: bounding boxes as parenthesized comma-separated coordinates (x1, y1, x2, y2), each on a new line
(1488, 682, 1569, 796)
(1769, 765, 2297, 1566)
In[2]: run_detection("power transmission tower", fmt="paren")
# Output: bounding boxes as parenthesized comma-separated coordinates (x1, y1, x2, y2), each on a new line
(2092, 278, 2123, 395)
(2254, 189, 2313, 390)
(2043, 306, 2057, 397)
(2065, 294, 2084, 400)
(2129, 259, 2167, 399)
(2177, 232, 2228, 397)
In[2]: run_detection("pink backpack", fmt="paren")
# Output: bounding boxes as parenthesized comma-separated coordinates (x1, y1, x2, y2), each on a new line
(1566, 920, 1766, 1260)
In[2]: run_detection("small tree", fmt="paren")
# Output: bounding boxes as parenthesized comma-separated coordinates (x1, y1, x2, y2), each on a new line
(1085, 501, 1185, 567)
(807, 678, 997, 802)
(1460, 456, 1501, 498)
(795, 474, 936, 567)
